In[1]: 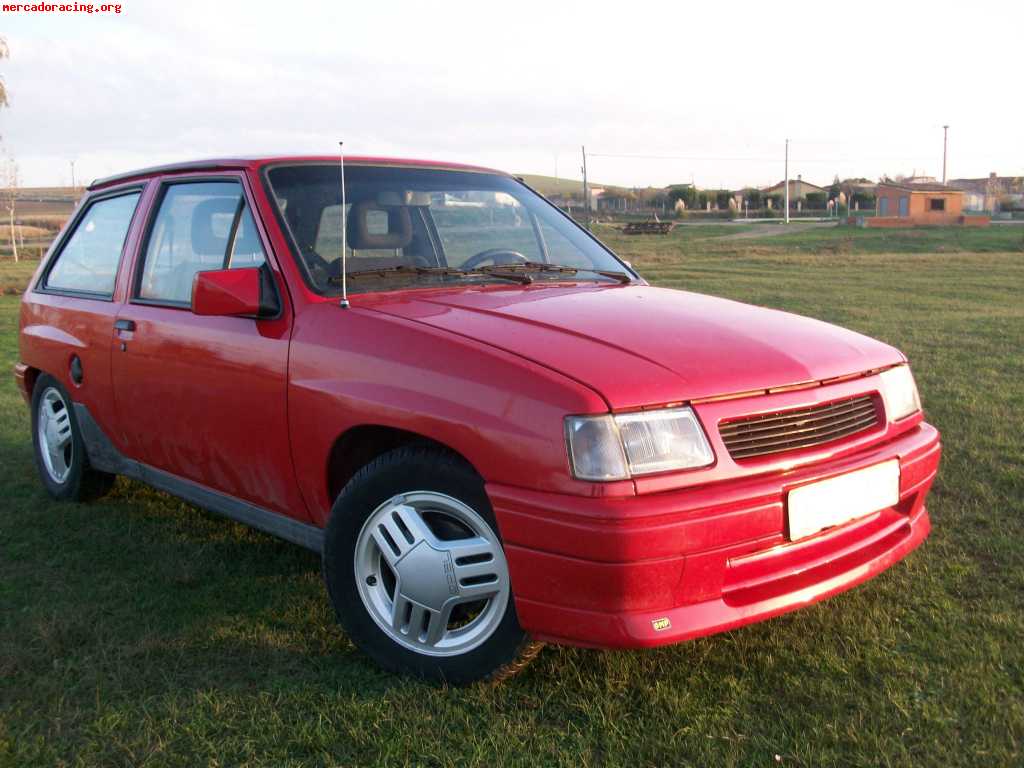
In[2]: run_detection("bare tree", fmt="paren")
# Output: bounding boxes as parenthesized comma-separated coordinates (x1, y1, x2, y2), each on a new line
(1, 39, 17, 262)
(0, 37, 8, 109)
(2, 155, 19, 262)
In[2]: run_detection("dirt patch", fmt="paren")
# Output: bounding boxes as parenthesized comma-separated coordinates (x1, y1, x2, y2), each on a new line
(718, 222, 837, 240)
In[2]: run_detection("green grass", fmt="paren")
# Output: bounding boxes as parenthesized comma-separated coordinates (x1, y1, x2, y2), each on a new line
(736, 223, 1024, 255)
(1, 227, 1023, 766)
(0, 260, 41, 296)
(593, 219, 1024, 258)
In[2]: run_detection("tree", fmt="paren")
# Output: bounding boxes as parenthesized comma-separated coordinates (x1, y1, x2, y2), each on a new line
(805, 192, 826, 210)
(852, 191, 875, 208)
(715, 190, 732, 210)
(2, 154, 19, 262)
(1, 40, 17, 262)
(667, 184, 697, 209)
(0, 37, 8, 109)
(744, 188, 762, 209)
(828, 174, 841, 202)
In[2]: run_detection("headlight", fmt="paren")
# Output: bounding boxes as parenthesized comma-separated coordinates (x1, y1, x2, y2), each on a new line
(879, 364, 921, 421)
(565, 407, 714, 481)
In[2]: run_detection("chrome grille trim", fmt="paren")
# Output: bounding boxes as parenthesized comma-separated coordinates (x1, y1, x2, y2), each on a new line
(720, 394, 880, 460)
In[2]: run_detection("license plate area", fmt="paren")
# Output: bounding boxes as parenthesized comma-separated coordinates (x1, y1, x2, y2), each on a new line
(787, 460, 900, 541)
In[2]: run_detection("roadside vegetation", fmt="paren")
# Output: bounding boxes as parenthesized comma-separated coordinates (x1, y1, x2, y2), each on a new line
(0, 260, 37, 295)
(1, 225, 1021, 766)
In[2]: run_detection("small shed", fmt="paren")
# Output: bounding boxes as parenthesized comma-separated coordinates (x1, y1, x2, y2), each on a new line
(868, 182, 987, 227)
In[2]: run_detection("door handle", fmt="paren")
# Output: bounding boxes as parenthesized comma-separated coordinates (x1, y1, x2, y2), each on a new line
(114, 319, 136, 332)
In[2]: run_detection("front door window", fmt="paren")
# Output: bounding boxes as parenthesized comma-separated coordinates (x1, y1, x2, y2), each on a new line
(137, 181, 266, 305)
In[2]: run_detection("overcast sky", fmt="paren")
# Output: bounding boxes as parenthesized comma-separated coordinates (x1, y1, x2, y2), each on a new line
(2, 0, 1021, 189)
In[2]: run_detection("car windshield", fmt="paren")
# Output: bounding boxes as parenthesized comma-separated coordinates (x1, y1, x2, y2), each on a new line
(264, 164, 634, 294)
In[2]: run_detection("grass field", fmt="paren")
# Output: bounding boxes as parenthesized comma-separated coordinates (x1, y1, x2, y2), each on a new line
(0, 187, 75, 262)
(0, 261, 39, 296)
(1, 225, 1022, 766)
(519, 174, 622, 196)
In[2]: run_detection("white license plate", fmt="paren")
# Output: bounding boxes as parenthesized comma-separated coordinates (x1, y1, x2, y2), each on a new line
(787, 460, 900, 541)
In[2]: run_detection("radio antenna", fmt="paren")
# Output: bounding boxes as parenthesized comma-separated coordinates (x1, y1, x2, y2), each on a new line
(338, 141, 350, 309)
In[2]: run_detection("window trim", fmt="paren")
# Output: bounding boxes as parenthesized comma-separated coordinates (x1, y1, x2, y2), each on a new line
(513, 176, 637, 278)
(131, 176, 274, 312)
(259, 161, 638, 297)
(35, 185, 145, 302)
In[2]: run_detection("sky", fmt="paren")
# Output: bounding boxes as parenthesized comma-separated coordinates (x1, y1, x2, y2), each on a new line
(1, 0, 1021, 189)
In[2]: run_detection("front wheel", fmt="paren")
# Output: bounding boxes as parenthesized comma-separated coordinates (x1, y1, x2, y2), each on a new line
(322, 446, 541, 684)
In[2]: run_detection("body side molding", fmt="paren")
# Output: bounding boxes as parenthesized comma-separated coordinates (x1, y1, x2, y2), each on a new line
(73, 403, 324, 553)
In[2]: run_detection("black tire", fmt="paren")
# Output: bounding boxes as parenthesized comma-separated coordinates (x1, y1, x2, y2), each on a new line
(30, 374, 116, 503)
(322, 445, 541, 684)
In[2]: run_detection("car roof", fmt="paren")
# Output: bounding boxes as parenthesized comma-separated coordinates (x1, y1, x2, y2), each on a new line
(88, 155, 511, 190)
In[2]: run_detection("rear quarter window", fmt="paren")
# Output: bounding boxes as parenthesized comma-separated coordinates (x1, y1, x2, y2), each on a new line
(44, 191, 141, 297)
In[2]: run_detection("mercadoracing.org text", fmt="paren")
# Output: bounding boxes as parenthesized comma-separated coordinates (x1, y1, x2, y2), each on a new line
(3, 2, 123, 14)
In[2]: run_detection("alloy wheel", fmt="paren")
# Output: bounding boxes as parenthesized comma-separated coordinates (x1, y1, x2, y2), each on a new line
(37, 386, 74, 484)
(353, 491, 510, 657)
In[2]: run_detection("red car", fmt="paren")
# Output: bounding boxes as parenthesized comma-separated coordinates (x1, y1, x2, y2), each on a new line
(16, 156, 941, 683)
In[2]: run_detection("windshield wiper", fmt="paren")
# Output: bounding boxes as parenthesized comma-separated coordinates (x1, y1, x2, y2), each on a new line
(328, 265, 532, 285)
(477, 261, 632, 285)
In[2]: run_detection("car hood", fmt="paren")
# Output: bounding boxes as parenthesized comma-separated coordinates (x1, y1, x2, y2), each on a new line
(362, 284, 904, 409)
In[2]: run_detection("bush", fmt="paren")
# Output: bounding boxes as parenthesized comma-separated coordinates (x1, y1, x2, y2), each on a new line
(805, 192, 826, 209)
(667, 184, 697, 209)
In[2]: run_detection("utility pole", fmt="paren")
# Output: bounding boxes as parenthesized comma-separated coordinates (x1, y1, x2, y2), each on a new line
(942, 125, 949, 184)
(581, 145, 589, 230)
(70, 160, 75, 191)
(784, 138, 790, 224)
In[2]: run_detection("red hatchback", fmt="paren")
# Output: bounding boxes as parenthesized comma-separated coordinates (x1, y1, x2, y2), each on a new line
(16, 156, 941, 683)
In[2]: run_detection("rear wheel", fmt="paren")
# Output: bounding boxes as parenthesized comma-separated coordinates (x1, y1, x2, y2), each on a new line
(322, 446, 541, 684)
(31, 374, 116, 502)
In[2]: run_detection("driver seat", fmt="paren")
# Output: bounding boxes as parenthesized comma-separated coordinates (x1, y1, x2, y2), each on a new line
(345, 201, 413, 271)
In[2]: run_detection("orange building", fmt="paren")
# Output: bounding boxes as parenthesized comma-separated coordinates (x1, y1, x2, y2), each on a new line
(866, 182, 989, 227)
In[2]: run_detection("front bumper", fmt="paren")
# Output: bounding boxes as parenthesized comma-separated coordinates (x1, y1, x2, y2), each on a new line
(488, 422, 941, 648)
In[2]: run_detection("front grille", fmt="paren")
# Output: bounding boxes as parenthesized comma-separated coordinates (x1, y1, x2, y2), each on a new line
(719, 394, 880, 460)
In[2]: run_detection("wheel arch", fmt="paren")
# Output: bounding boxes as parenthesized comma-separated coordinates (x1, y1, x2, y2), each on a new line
(20, 364, 42, 401)
(326, 424, 480, 505)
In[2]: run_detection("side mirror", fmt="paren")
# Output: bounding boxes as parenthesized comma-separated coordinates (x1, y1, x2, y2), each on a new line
(191, 267, 278, 318)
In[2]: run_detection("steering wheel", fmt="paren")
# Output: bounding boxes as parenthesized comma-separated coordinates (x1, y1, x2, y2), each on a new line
(461, 249, 529, 271)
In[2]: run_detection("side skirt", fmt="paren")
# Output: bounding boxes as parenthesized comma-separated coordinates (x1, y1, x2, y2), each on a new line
(74, 404, 324, 554)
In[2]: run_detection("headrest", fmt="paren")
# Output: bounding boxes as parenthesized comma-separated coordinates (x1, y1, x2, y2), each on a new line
(347, 200, 412, 250)
(191, 197, 239, 257)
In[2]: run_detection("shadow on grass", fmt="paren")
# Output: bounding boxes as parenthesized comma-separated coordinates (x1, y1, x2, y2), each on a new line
(0, 429, 435, 706)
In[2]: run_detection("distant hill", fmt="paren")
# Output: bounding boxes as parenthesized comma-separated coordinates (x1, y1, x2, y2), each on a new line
(15, 187, 80, 218)
(18, 187, 79, 201)
(517, 174, 626, 197)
